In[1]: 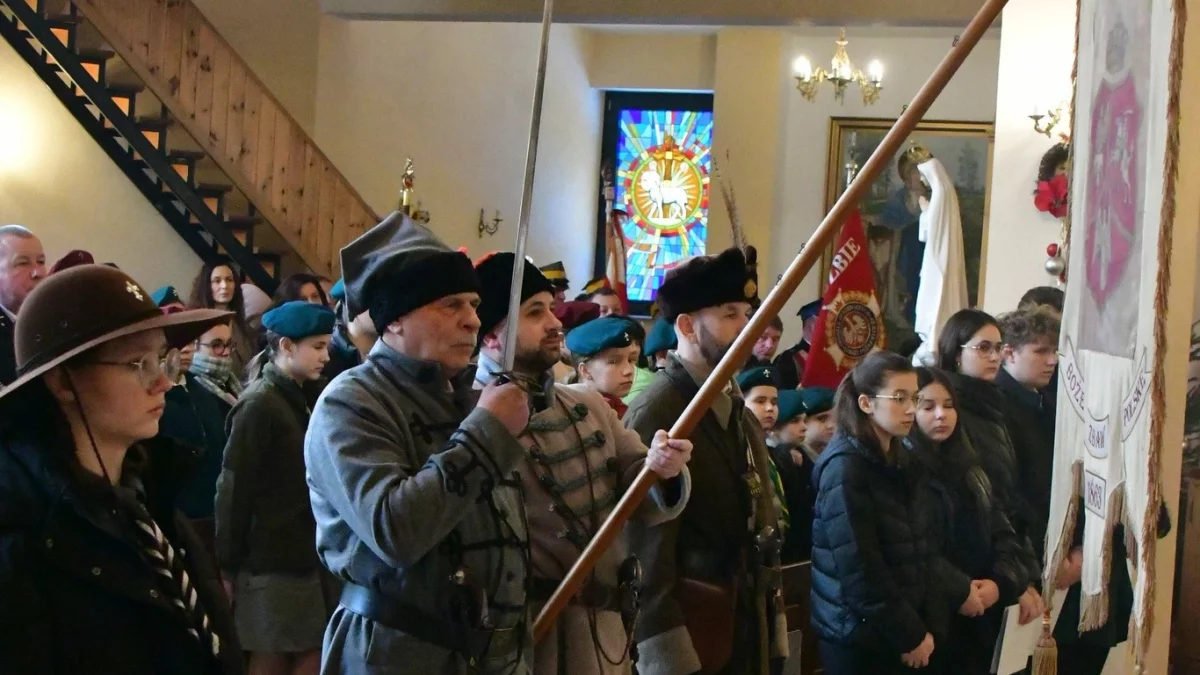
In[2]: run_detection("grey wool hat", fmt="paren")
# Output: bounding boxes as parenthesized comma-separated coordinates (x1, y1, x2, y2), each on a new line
(339, 212, 481, 329)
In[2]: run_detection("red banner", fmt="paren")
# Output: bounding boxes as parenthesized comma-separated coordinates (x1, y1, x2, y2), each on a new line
(801, 210, 887, 389)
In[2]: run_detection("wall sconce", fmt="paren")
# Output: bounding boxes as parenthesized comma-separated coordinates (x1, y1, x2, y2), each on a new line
(793, 29, 884, 106)
(1030, 102, 1071, 142)
(478, 209, 502, 238)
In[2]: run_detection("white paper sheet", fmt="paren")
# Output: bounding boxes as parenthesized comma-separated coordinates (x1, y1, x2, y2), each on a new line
(990, 601, 1065, 675)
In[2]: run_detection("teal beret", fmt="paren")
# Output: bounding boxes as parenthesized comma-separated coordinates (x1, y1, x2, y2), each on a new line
(329, 278, 345, 302)
(262, 301, 336, 339)
(736, 366, 779, 393)
(643, 317, 677, 355)
(777, 389, 808, 424)
(151, 285, 182, 307)
(566, 316, 639, 358)
(798, 386, 835, 416)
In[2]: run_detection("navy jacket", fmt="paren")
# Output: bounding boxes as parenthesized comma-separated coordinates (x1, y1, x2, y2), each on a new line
(810, 431, 939, 654)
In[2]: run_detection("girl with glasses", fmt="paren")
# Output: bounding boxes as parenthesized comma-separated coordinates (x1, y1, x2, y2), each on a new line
(810, 351, 940, 674)
(935, 309, 1044, 626)
(215, 301, 335, 675)
(0, 265, 241, 674)
(906, 366, 1027, 674)
(188, 259, 253, 381)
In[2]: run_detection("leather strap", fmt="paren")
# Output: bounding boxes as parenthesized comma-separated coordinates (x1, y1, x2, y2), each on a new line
(339, 582, 522, 659)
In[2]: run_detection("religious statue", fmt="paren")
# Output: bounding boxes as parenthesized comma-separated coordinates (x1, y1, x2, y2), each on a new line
(398, 157, 416, 214)
(910, 153, 969, 366)
(878, 145, 933, 327)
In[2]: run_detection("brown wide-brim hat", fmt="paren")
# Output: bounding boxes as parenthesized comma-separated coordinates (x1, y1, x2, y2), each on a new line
(0, 265, 232, 399)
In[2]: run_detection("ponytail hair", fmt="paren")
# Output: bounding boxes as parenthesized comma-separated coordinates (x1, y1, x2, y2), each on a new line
(834, 351, 915, 451)
(246, 330, 286, 383)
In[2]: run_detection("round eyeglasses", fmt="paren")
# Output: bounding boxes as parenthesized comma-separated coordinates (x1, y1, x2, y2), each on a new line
(89, 349, 182, 389)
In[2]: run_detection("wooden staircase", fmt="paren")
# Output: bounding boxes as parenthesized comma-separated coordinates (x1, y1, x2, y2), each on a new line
(0, 0, 377, 291)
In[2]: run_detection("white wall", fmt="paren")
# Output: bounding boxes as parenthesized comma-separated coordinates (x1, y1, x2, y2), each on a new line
(773, 28, 1001, 339)
(192, 0, 321, 134)
(314, 20, 602, 288)
(587, 30, 716, 92)
(0, 40, 202, 292)
(983, 0, 1076, 314)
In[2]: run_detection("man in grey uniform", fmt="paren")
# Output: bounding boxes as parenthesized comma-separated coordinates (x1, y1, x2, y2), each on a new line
(305, 213, 534, 675)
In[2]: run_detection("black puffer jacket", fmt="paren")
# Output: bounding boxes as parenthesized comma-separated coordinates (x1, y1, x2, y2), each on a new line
(945, 371, 1040, 585)
(810, 431, 941, 654)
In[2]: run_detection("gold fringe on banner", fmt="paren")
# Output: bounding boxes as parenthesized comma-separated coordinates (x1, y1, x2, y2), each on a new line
(1045, 462, 1083, 606)
(1079, 484, 1125, 632)
(1132, 0, 1187, 666)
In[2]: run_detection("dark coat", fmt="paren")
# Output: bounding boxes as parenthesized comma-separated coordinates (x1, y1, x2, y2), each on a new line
(994, 367, 1056, 561)
(809, 431, 941, 655)
(0, 405, 242, 675)
(214, 363, 318, 577)
(945, 371, 1040, 585)
(0, 310, 15, 385)
(767, 441, 815, 564)
(624, 355, 785, 675)
(159, 373, 234, 519)
(906, 433, 1026, 674)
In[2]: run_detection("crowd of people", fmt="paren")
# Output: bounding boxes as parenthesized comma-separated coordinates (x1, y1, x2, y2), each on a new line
(0, 218, 1154, 675)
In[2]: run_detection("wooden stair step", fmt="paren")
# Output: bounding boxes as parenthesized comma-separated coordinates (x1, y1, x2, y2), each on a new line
(196, 183, 233, 196)
(76, 48, 115, 63)
(107, 82, 144, 96)
(226, 214, 262, 228)
(166, 149, 206, 162)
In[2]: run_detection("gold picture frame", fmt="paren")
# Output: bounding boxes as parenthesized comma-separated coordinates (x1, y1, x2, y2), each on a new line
(822, 117, 995, 350)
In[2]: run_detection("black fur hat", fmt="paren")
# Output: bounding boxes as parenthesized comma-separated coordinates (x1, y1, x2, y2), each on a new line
(655, 247, 758, 323)
(474, 253, 555, 339)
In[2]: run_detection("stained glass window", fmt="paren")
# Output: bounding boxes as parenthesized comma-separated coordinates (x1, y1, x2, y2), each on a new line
(599, 93, 714, 310)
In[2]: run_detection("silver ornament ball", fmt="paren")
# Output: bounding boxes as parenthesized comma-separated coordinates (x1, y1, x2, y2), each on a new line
(1045, 256, 1066, 276)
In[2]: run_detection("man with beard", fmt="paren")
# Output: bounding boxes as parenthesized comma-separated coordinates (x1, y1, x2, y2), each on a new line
(623, 247, 787, 675)
(305, 214, 534, 675)
(472, 253, 693, 675)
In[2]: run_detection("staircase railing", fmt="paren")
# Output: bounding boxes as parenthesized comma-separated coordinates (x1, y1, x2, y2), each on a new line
(73, 0, 378, 278)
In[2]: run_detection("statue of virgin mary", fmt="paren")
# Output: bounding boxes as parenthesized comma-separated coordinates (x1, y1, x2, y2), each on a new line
(911, 153, 970, 365)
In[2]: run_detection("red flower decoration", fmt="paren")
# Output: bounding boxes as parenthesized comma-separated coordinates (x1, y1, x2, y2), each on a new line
(1034, 174, 1069, 219)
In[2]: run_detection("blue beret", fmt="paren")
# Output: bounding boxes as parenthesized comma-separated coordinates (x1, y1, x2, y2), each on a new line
(262, 301, 336, 339)
(736, 366, 779, 393)
(643, 317, 677, 355)
(566, 316, 639, 358)
(329, 278, 346, 302)
(777, 389, 808, 424)
(151, 285, 182, 307)
(798, 386, 835, 416)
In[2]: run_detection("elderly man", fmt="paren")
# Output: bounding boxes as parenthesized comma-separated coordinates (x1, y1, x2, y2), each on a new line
(0, 225, 47, 384)
(624, 247, 788, 675)
(305, 214, 534, 675)
(471, 253, 692, 675)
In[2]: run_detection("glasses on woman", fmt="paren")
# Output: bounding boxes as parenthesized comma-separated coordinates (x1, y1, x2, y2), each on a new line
(196, 339, 236, 355)
(961, 341, 1003, 356)
(90, 349, 183, 389)
(872, 392, 920, 406)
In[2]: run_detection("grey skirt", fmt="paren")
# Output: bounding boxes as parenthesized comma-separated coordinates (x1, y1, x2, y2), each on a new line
(234, 570, 329, 653)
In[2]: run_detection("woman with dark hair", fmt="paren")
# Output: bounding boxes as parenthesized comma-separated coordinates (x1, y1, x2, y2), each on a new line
(934, 308, 1043, 624)
(188, 258, 253, 380)
(215, 301, 335, 675)
(908, 366, 1028, 675)
(273, 273, 330, 308)
(0, 265, 242, 674)
(810, 351, 938, 674)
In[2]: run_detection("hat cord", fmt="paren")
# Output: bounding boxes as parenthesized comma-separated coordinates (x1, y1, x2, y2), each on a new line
(64, 370, 114, 486)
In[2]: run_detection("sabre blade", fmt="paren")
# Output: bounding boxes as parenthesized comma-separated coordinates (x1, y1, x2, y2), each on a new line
(500, 0, 555, 372)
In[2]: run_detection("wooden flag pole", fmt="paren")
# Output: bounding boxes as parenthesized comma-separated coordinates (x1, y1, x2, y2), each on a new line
(532, 0, 1010, 644)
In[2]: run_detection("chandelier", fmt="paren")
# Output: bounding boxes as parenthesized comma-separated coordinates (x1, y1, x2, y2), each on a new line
(793, 29, 884, 106)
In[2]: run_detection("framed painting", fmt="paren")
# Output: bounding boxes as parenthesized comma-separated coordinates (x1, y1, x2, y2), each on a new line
(822, 118, 995, 350)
